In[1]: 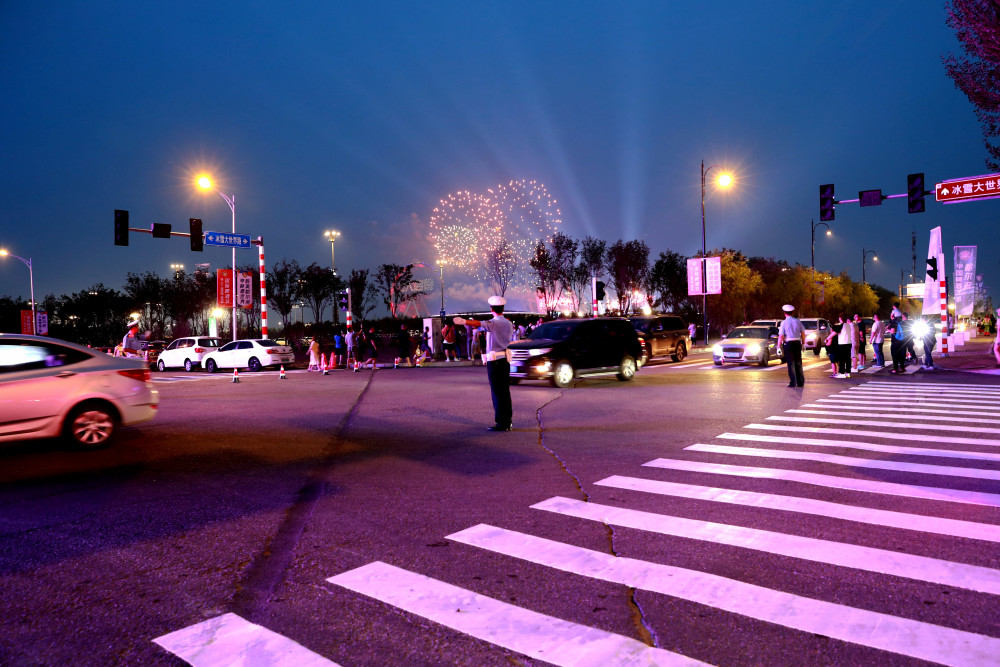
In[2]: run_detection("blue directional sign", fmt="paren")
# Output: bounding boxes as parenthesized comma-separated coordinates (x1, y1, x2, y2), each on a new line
(204, 231, 252, 248)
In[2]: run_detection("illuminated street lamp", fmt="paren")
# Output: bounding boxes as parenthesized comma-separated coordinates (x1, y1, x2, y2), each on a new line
(700, 160, 733, 345)
(435, 259, 447, 319)
(196, 174, 238, 342)
(0, 248, 35, 334)
(862, 248, 878, 285)
(170, 263, 184, 279)
(810, 220, 831, 310)
(324, 230, 341, 275)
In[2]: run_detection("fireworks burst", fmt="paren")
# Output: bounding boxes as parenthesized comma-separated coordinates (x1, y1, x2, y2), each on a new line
(430, 180, 561, 289)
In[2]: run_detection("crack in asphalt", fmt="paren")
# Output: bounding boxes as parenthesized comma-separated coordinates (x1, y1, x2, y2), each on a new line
(535, 384, 660, 649)
(230, 371, 376, 624)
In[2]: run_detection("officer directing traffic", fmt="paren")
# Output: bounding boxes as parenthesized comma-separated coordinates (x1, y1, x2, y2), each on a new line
(121, 319, 144, 358)
(777, 304, 805, 387)
(453, 296, 514, 431)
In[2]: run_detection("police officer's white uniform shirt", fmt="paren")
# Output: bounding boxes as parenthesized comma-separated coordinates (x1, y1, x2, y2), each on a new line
(122, 332, 142, 356)
(480, 315, 513, 360)
(778, 315, 804, 342)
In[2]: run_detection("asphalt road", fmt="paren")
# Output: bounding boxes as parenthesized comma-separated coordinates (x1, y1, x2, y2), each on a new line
(2, 355, 1000, 666)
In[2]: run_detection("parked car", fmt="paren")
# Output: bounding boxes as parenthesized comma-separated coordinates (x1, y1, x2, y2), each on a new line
(628, 315, 690, 363)
(0, 334, 159, 449)
(800, 318, 831, 355)
(713, 325, 783, 366)
(507, 318, 643, 388)
(202, 339, 295, 373)
(157, 336, 223, 372)
(140, 340, 167, 369)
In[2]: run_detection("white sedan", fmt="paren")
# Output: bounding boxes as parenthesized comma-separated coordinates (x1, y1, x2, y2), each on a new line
(202, 339, 295, 373)
(0, 334, 159, 449)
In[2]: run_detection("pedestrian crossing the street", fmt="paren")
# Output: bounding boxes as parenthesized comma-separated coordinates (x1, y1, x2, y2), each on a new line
(155, 380, 1000, 665)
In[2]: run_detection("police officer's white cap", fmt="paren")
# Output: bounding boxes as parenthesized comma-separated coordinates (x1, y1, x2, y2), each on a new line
(127, 319, 140, 328)
(488, 296, 506, 307)
(782, 304, 795, 313)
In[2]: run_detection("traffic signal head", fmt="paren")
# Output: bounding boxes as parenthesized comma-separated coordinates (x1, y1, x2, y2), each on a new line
(819, 184, 835, 222)
(926, 257, 938, 281)
(907, 173, 926, 213)
(595, 280, 606, 301)
(190, 218, 203, 251)
(114, 209, 129, 246)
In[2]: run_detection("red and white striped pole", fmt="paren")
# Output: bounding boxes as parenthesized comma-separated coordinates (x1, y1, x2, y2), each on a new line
(591, 276, 598, 317)
(258, 237, 268, 339)
(939, 277, 949, 356)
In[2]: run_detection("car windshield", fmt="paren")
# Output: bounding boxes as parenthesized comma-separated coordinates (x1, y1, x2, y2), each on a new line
(727, 327, 768, 339)
(803, 321, 818, 330)
(529, 321, 579, 341)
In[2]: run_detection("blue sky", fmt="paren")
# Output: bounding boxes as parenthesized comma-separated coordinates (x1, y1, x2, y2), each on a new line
(1, 1, 995, 315)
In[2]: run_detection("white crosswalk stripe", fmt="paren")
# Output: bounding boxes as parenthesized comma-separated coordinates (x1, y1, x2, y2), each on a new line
(157, 378, 1000, 665)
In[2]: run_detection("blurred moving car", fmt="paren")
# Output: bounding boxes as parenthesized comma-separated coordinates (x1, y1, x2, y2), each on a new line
(628, 315, 690, 363)
(507, 318, 643, 388)
(0, 334, 158, 449)
(713, 325, 783, 366)
(157, 336, 223, 372)
(202, 339, 294, 373)
(799, 318, 830, 355)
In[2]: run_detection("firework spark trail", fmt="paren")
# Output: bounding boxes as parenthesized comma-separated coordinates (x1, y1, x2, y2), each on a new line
(430, 180, 561, 289)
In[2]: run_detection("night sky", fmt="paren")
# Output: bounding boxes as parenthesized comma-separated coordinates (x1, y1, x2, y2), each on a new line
(1, 1, 995, 315)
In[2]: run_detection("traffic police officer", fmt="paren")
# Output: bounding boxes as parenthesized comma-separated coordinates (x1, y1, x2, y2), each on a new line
(777, 304, 805, 387)
(122, 320, 144, 358)
(453, 296, 514, 431)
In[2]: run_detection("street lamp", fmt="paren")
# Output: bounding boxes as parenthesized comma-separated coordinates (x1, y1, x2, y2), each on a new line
(170, 263, 184, 279)
(700, 160, 733, 345)
(862, 248, 878, 285)
(0, 248, 35, 334)
(810, 219, 831, 311)
(196, 174, 238, 342)
(436, 259, 447, 318)
(324, 230, 341, 275)
(900, 268, 914, 299)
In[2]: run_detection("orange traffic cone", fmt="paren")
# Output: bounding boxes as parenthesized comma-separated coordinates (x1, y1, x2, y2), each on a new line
(279, 365, 287, 379)
(231, 368, 240, 383)
(321, 354, 329, 375)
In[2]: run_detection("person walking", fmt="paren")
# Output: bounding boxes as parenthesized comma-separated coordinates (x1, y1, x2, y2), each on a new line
(357, 327, 379, 370)
(835, 313, 854, 378)
(345, 327, 356, 368)
(307, 337, 322, 371)
(688, 322, 697, 345)
(870, 314, 885, 367)
(333, 329, 345, 369)
(453, 296, 514, 431)
(394, 324, 413, 368)
(441, 322, 458, 361)
(777, 304, 805, 387)
(852, 314, 867, 371)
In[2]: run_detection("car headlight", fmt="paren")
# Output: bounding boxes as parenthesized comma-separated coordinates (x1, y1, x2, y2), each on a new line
(712, 344, 723, 355)
(806, 333, 817, 341)
(746, 343, 761, 355)
(527, 347, 553, 357)
(536, 360, 552, 371)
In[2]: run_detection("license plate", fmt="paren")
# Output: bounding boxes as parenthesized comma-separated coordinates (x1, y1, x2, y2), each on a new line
(724, 352, 741, 358)
(510, 364, 522, 373)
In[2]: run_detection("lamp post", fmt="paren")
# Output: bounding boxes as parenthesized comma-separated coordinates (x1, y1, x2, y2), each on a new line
(0, 248, 35, 334)
(197, 175, 237, 342)
(436, 259, 447, 319)
(810, 219, 831, 311)
(324, 230, 341, 275)
(862, 248, 878, 285)
(700, 160, 732, 345)
(170, 263, 184, 279)
(899, 268, 913, 299)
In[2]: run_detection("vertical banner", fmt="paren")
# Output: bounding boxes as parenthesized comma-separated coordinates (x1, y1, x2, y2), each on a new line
(705, 256, 722, 294)
(36, 311, 48, 335)
(217, 269, 233, 308)
(922, 227, 944, 315)
(20, 310, 34, 334)
(953, 246, 977, 317)
(236, 271, 253, 308)
(686, 258, 703, 295)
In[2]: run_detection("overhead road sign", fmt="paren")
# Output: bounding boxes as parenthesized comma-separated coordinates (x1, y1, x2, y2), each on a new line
(205, 231, 252, 248)
(935, 173, 1000, 204)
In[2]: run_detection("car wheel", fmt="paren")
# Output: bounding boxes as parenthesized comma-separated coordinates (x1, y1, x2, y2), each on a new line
(758, 349, 770, 367)
(714, 360, 723, 366)
(508, 377, 521, 385)
(248, 357, 263, 372)
(617, 355, 637, 381)
(184, 359, 193, 372)
(206, 359, 217, 373)
(671, 342, 687, 363)
(64, 402, 118, 450)
(157, 360, 166, 372)
(551, 360, 574, 388)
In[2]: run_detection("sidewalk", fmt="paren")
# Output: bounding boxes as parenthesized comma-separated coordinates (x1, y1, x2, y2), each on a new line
(927, 336, 1000, 375)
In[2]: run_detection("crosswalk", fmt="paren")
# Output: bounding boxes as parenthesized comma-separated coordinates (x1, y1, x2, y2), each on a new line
(155, 380, 1000, 666)
(648, 355, 922, 376)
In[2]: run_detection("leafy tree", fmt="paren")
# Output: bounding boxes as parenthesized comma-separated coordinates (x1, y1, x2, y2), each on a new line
(530, 241, 560, 314)
(485, 238, 516, 297)
(299, 262, 337, 324)
(706, 249, 763, 335)
(123, 271, 167, 339)
(649, 250, 696, 318)
(579, 236, 607, 280)
(348, 268, 379, 324)
(267, 259, 302, 331)
(607, 239, 650, 315)
(944, 0, 1000, 169)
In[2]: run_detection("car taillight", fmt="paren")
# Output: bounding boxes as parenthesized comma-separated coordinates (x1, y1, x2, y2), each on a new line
(194, 347, 206, 353)
(266, 349, 278, 354)
(118, 368, 151, 383)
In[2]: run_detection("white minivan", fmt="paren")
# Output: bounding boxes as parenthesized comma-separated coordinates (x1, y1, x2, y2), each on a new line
(157, 336, 223, 372)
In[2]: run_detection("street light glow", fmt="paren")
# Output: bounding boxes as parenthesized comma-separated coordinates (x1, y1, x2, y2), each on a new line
(0, 249, 7, 257)
(717, 173, 733, 188)
(197, 175, 213, 190)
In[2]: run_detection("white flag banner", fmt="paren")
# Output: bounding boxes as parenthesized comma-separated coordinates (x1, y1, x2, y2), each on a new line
(922, 226, 945, 316)
(954, 246, 977, 317)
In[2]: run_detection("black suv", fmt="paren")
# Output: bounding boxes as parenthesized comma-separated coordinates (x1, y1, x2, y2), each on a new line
(508, 318, 643, 388)
(628, 315, 690, 363)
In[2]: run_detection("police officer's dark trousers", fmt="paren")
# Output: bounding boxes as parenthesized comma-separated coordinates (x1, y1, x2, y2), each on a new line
(486, 359, 512, 428)
(782, 341, 804, 386)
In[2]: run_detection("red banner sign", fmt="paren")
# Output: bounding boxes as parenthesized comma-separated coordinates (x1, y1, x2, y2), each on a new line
(935, 173, 1000, 203)
(217, 269, 233, 308)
